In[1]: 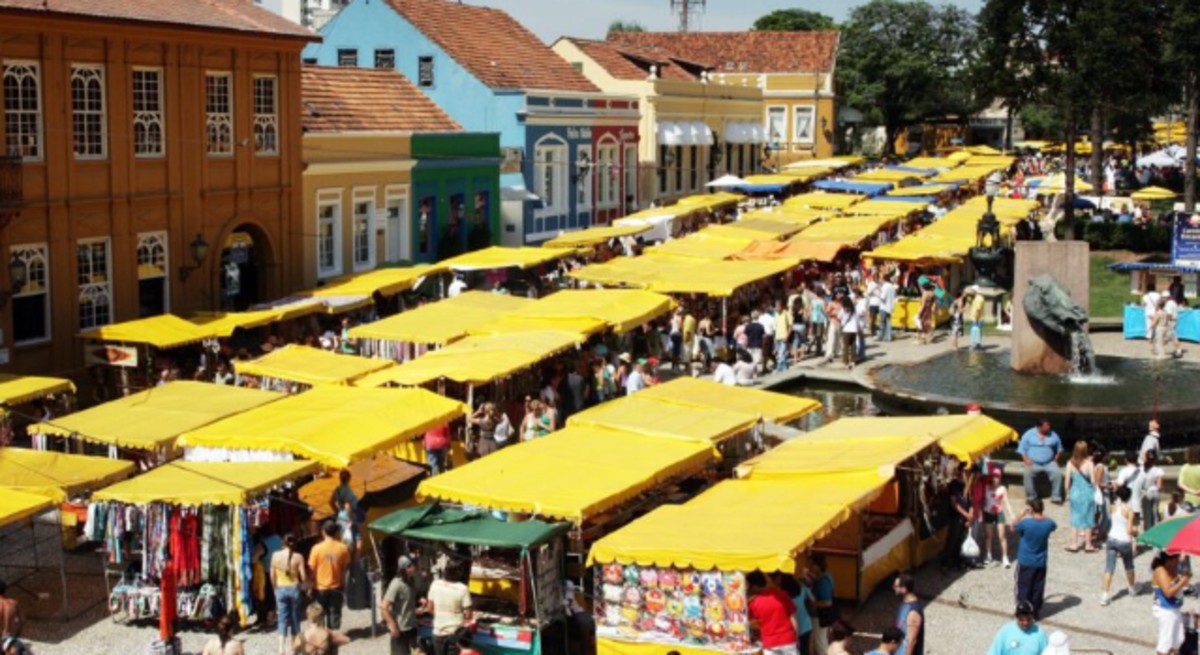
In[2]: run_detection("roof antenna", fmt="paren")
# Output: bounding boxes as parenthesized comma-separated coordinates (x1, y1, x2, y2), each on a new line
(669, 0, 705, 32)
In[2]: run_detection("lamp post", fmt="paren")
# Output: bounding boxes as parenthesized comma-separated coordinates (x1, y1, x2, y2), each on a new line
(0, 254, 28, 308)
(178, 232, 210, 282)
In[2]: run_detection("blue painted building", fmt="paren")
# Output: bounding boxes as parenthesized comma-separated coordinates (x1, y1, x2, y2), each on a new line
(304, 0, 640, 245)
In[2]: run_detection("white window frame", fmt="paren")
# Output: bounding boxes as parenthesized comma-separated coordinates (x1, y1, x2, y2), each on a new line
(316, 189, 343, 278)
(793, 105, 816, 145)
(131, 67, 164, 158)
(205, 72, 233, 156)
(596, 137, 620, 209)
(253, 75, 278, 156)
(383, 185, 410, 263)
(10, 242, 50, 345)
(766, 105, 788, 148)
(77, 237, 113, 330)
(352, 187, 376, 272)
(136, 231, 169, 314)
(70, 64, 106, 160)
(337, 49, 358, 67)
(417, 55, 435, 88)
(3, 61, 43, 161)
(533, 135, 568, 233)
(575, 144, 592, 212)
(624, 144, 637, 209)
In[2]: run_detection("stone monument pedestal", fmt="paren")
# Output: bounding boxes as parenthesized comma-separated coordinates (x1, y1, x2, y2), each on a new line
(1011, 241, 1090, 374)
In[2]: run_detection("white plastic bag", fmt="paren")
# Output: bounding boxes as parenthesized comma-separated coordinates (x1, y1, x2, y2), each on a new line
(961, 533, 981, 559)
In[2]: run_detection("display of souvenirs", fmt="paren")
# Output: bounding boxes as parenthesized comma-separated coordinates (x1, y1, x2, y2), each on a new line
(594, 563, 751, 653)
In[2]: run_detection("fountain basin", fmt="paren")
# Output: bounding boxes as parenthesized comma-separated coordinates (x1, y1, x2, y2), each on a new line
(869, 350, 1200, 448)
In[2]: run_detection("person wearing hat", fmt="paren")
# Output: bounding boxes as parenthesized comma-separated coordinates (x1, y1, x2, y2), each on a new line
(865, 627, 905, 655)
(1151, 550, 1190, 655)
(986, 602, 1048, 655)
(383, 556, 421, 655)
(0, 580, 21, 641)
(624, 359, 646, 396)
(448, 274, 467, 298)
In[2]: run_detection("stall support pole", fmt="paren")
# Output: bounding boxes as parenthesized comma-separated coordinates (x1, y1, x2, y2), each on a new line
(467, 384, 474, 409)
(368, 530, 382, 638)
(721, 298, 728, 337)
(56, 511, 68, 615)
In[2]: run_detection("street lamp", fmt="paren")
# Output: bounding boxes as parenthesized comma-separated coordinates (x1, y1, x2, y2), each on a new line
(0, 254, 28, 308)
(178, 232, 210, 282)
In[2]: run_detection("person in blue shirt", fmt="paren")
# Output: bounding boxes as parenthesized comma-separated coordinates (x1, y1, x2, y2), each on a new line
(1017, 419, 1065, 503)
(987, 602, 1048, 655)
(1013, 499, 1057, 619)
(776, 573, 814, 655)
(866, 627, 904, 655)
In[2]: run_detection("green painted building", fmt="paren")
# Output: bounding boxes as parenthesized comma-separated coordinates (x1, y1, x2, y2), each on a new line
(411, 133, 502, 263)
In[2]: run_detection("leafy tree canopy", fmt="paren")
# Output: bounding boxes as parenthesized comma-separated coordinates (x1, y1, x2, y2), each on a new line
(608, 20, 646, 33)
(752, 8, 835, 31)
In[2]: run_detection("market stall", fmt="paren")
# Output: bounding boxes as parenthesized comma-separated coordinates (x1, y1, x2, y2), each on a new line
(233, 344, 396, 391)
(349, 292, 535, 361)
(586, 471, 890, 655)
(783, 192, 866, 212)
(1110, 261, 1200, 343)
(644, 233, 757, 261)
(178, 385, 467, 469)
(543, 225, 652, 250)
(440, 247, 580, 296)
(486, 290, 675, 336)
(29, 381, 283, 466)
(635, 377, 821, 426)
(89, 460, 317, 626)
(78, 314, 216, 394)
(0, 374, 77, 447)
(298, 452, 425, 523)
(613, 209, 683, 243)
(370, 504, 572, 655)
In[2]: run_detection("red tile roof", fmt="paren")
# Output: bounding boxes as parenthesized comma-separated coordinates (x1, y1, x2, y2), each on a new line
(301, 66, 461, 133)
(0, 0, 315, 39)
(563, 37, 704, 82)
(382, 0, 598, 93)
(607, 31, 839, 74)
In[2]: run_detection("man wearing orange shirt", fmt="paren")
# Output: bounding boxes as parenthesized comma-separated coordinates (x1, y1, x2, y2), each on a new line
(308, 521, 351, 630)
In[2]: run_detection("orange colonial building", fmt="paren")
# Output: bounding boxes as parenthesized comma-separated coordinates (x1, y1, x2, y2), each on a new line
(0, 0, 315, 374)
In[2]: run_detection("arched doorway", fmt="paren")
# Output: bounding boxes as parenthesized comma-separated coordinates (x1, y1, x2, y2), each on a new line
(220, 223, 272, 310)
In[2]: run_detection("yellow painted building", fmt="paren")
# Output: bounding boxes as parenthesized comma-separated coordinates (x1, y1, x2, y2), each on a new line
(553, 38, 763, 207)
(605, 32, 839, 166)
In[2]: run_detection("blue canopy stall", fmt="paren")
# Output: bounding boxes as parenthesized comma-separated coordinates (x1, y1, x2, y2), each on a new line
(812, 180, 894, 197)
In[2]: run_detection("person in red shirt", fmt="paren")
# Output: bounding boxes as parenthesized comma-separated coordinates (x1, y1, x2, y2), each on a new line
(747, 571, 799, 655)
(425, 423, 452, 476)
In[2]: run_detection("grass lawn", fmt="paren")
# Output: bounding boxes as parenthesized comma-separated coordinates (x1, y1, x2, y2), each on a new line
(1090, 253, 1133, 318)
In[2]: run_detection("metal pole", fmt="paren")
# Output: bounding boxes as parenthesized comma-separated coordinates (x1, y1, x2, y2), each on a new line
(57, 511, 68, 616)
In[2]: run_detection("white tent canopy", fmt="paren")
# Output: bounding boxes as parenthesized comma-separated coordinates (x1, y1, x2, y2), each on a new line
(707, 174, 750, 188)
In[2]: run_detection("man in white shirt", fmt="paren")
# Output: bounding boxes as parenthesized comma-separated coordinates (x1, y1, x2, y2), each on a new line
(879, 275, 898, 343)
(853, 291, 870, 362)
(447, 275, 467, 297)
(1143, 290, 1160, 356)
(1163, 296, 1182, 358)
(1140, 419, 1164, 464)
(713, 357, 737, 385)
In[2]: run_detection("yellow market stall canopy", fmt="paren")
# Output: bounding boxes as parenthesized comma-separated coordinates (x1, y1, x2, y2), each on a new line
(792, 415, 1017, 465)
(569, 256, 795, 297)
(0, 488, 56, 526)
(180, 386, 466, 468)
(416, 425, 714, 524)
(700, 220, 808, 241)
(234, 344, 395, 386)
(588, 471, 890, 573)
(358, 330, 585, 387)
(350, 292, 534, 346)
(92, 460, 317, 506)
(78, 314, 214, 349)
(646, 233, 755, 261)
(784, 192, 865, 211)
(636, 377, 820, 424)
(31, 382, 283, 452)
(0, 374, 75, 406)
(497, 289, 675, 335)
(441, 246, 577, 271)
(190, 300, 325, 338)
(0, 448, 135, 500)
(736, 433, 936, 480)
(543, 224, 650, 249)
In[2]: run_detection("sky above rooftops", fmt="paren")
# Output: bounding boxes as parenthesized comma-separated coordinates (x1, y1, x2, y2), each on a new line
(462, 0, 984, 43)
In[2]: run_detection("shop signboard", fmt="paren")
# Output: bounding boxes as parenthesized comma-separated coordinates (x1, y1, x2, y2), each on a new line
(1173, 212, 1200, 268)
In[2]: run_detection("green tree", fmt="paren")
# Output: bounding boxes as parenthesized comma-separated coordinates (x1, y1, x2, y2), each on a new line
(1166, 0, 1200, 210)
(838, 0, 979, 157)
(752, 8, 835, 31)
(607, 20, 645, 33)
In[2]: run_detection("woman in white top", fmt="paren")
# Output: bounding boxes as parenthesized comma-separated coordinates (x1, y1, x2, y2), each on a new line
(1141, 450, 1166, 531)
(732, 351, 757, 386)
(1100, 485, 1138, 605)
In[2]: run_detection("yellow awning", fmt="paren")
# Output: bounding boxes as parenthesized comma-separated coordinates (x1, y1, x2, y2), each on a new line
(78, 314, 214, 348)
(932, 165, 1005, 183)
(31, 381, 283, 451)
(360, 330, 584, 386)
(1132, 186, 1178, 201)
(568, 396, 758, 445)
(542, 225, 650, 248)
(931, 415, 1019, 463)
(468, 315, 607, 338)
(636, 377, 821, 424)
(784, 192, 866, 211)
(844, 199, 929, 216)
(92, 461, 318, 506)
(732, 239, 846, 263)
(701, 219, 808, 241)
(854, 169, 928, 183)
(416, 425, 715, 523)
(569, 256, 795, 297)
(190, 301, 325, 337)
(887, 184, 955, 197)
(0, 448, 135, 501)
(441, 246, 577, 271)
(740, 174, 803, 187)
(180, 386, 467, 468)
(903, 157, 957, 170)
(298, 452, 425, 520)
(497, 289, 675, 335)
(0, 374, 75, 406)
(234, 344, 395, 386)
(350, 292, 534, 346)
(646, 233, 755, 260)
(795, 215, 899, 245)
(1034, 173, 1093, 194)
(305, 265, 444, 299)
(0, 488, 56, 526)
(739, 208, 829, 226)
(965, 145, 1004, 156)
(587, 472, 890, 572)
(736, 434, 936, 480)
(672, 192, 745, 211)
(778, 166, 834, 183)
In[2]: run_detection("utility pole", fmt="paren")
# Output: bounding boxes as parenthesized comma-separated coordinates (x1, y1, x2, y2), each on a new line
(669, 0, 705, 32)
